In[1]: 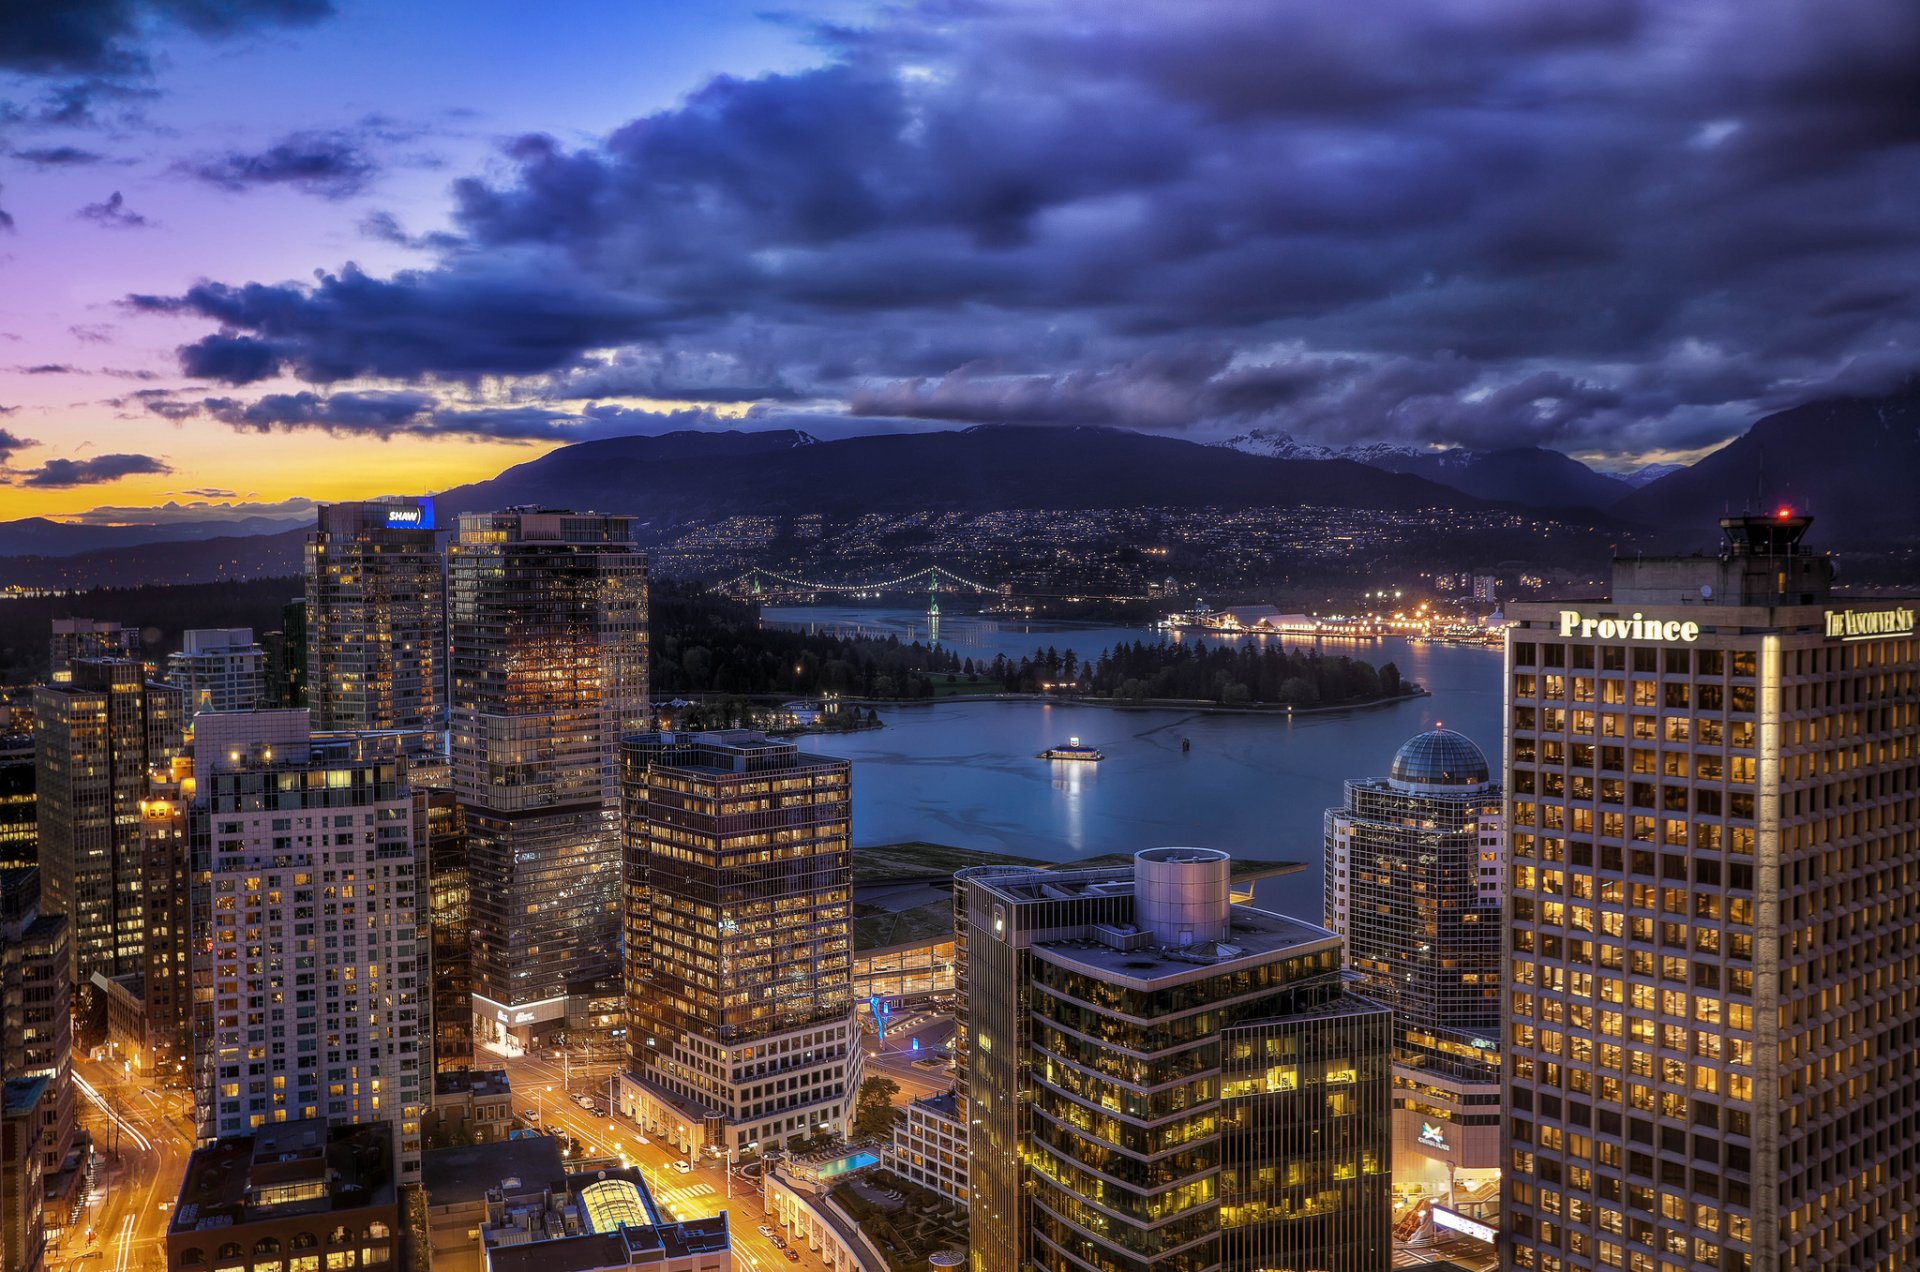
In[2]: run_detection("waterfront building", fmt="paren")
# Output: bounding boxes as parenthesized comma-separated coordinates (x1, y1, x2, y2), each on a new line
(31, 659, 186, 987)
(888, 1088, 969, 1204)
(1, 1077, 47, 1272)
(48, 619, 138, 679)
(188, 711, 425, 1182)
(306, 499, 444, 733)
(619, 731, 858, 1155)
(1326, 728, 1505, 1189)
(1501, 514, 1920, 1272)
(166, 627, 267, 713)
(958, 848, 1393, 1272)
(0, 870, 74, 1194)
(452, 509, 648, 1052)
(166, 1119, 397, 1272)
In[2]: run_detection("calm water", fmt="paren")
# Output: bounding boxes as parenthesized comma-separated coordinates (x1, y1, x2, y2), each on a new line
(775, 606, 1503, 918)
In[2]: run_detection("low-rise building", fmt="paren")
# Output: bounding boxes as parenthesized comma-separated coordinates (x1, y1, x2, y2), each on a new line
(886, 1089, 967, 1205)
(165, 1119, 397, 1272)
(421, 1136, 567, 1272)
(478, 1165, 730, 1272)
(425, 1070, 514, 1148)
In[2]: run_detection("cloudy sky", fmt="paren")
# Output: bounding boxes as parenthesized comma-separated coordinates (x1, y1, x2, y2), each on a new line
(2, 0, 1916, 520)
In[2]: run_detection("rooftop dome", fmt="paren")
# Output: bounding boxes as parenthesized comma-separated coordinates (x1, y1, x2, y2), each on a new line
(1389, 728, 1492, 792)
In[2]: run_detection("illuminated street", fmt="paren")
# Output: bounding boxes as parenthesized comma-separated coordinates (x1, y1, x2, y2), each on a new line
(52, 1056, 194, 1272)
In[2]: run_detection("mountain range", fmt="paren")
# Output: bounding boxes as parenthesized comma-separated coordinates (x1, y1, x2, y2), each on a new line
(4, 384, 1915, 588)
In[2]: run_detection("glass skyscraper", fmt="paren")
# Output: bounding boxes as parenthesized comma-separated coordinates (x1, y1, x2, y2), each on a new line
(306, 499, 444, 734)
(451, 509, 649, 1051)
(1501, 515, 1920, 1272)
(959, 848, 1393, 1272)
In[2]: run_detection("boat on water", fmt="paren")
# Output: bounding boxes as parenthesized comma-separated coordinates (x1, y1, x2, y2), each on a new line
(1041, 736, 1103, 762)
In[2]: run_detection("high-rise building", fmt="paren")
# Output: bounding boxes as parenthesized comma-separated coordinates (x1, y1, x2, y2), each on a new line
(166, 628, 267, 714)
(0, 870, 74, 1192)
(2, 1076, 48, 1272)
(1327, 728, 1505, 1190)
(1500, 514, 1920, 1272)
(423, 788, 473, 1074)
(306, 499, 443, 733)
(451, 509, 648, 1052)
(0, 729, 33, 871)
(959, 849, 1394, 1272)
(618, 731, 857, 1156)
(188, 711, 426, 1183)
(48, 619, 138, 680)
(32, 659, 187, 987)
(138, 756, 194, 1072)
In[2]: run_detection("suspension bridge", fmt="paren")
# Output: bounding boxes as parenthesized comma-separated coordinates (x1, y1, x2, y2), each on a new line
(716, 565, 1004, 598)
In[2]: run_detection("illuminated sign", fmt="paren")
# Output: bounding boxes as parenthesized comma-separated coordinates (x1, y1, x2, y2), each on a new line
(1432, 1207, 1497, 1245)
(1418, 1122, 1450, 1151)
(1559, 610, 1698, 643)
(1825, 607, 1915, 642)
(383, 498, 435, 530)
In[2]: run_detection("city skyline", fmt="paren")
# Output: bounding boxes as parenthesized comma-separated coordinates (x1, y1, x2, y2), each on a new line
(5, 1, 1919, 524)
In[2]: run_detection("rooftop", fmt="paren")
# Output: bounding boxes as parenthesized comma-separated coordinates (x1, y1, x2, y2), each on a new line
(421, 1135, 564, 1207)
(1389, 728, 1493, 793)
(433, 1068, 512, 1101)
(171, 1119, 394, 1233)
(1033, 903, 1339, 987)
(3, 1075, 49, 1115)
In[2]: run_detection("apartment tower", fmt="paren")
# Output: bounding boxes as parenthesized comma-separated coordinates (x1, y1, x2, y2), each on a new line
(619, 731, 858, 1155)
(451, 509, 648, 1051)
(188, 711, 426, 1182)
(1500, 514, 1920, 1272)
(166, 628, 268, 714)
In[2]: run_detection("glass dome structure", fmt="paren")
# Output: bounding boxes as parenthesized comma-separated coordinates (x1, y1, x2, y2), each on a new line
(1388, 728, 1493, 792)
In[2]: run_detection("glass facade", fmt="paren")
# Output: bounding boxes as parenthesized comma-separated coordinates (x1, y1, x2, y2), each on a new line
(451, 510, 648, 1038)
(306, 501, 444, 734)
(960, 857, 1392, 1272)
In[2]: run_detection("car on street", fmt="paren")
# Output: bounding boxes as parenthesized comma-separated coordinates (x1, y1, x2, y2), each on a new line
(635, 1134, 649, 1145)
(785, 1251, 800, 1262)
(757, 1224, 774, 1237)
(672, 1160, 693, 1173)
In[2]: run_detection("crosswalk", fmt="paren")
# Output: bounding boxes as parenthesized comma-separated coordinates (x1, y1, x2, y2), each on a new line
(653, 1179, 718, 1220)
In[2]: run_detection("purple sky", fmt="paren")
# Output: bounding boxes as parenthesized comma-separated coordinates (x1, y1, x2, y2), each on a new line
(3, 0, 1918, 519)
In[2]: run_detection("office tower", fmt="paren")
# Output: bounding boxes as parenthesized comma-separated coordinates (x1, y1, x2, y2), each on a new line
(32, 659, 187, 987)
(138, 756, 194, 1072)
(0, 730, 32, 871)
(188, 711, 425, 1183)
(619, 731, 857, 1155)
(959, 849, 1393, 1272)
(306, 499, 443, 733)
(0, 870, 75, 1189)
(2, 1076, 47, 1272)
(424, 788, 473, 1074)
(48, 619, 138, 679)
(451, 509, 648, 1051)
(1327, 728, 1505, 1188)
(166, 628, 267, 714)
(262, 598, 308, 709)
(1501, 514, 1920, 1272)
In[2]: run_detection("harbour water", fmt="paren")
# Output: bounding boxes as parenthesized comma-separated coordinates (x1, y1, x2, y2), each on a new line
(773, 606, 1503, 918)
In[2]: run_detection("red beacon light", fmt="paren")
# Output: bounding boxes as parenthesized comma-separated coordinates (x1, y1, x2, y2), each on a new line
(1776, 507, 1792, 520)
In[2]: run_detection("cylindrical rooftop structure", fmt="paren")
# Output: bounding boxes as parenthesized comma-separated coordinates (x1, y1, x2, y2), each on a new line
(1133, 847, 1231, 947)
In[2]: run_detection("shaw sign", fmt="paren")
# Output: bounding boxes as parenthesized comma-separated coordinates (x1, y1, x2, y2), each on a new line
(1559, 610, 1700, 643)
(1825, 607, 1916, 642)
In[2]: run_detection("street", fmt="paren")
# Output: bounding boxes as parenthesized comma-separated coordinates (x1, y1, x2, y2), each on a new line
(52, 1056, 195, 1272)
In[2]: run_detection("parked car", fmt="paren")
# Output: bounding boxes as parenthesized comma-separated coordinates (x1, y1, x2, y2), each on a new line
(757, 1224, 774, 1237)
(673, 1160, 693, 1174)
(785, 1251, 800, 1262)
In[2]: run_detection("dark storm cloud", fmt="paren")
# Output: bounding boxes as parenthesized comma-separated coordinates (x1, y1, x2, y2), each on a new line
(9, 453, 171, 487)
(78, 191, 153, 228)
(11, 145, 109, 166)
(0, 0, 331, 76)
(180, 390, 723, 442)
(178, 131, 380, 199)
(129, 0, 1920, 458)
(0, 428, 36, 463)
